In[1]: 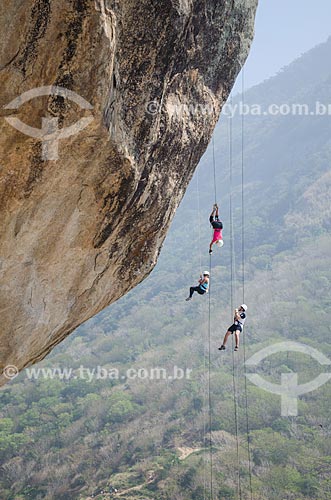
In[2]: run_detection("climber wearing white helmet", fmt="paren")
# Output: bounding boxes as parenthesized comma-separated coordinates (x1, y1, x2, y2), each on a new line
(186, 271, 210, 301)
(218, 304, 247, 351)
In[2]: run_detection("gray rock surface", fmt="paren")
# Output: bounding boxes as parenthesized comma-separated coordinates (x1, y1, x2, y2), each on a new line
(0, 0, 258, 383)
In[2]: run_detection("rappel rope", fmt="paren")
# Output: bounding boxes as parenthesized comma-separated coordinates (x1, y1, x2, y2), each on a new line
(241, 67, 254, 500)
(208, 252, 214, 500)
(203, 131, 221, 500)
(206, 133, 219, 500)
(196, 172, 203, 277)
(229, 94, 242, 500)
(196, 168, 212, 500)
(212, 136, 217, 205)
(199, 67, 253, 500)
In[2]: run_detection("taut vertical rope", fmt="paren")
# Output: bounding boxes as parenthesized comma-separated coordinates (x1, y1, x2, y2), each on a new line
(229, 95, 242, 500)
(240, 67, 254, 500)
(212, 136, 217, 205)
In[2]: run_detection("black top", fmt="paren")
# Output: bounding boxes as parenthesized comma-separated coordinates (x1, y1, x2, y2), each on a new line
(234, 312, 246, 324)
(210, 215, 223, 230)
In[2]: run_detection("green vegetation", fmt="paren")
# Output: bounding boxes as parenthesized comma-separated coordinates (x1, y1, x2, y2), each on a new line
(1, 38, 331, 500)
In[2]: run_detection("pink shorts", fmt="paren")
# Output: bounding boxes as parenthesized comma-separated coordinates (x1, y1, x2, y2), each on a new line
(212, 229, 223, 243)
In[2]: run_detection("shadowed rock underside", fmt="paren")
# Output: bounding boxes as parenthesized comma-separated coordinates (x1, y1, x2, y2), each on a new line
(0, 0, 258, 383)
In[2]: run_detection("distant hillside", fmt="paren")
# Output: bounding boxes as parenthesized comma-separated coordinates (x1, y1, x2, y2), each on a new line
(1, 38, 331, 500)
(185, 36, 331, 258)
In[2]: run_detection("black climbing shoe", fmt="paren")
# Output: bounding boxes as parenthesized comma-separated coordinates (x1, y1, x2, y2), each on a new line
(218, 345, 226, 351)
(209, 249, 213, 254)
(234, 346, 239, 351)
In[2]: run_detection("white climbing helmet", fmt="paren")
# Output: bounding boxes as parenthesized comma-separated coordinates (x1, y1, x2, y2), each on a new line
(241, 304, 248, 311)
(203, 271, 210, 276)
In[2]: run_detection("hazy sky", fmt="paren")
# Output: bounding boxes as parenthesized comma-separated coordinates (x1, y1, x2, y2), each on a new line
(238, 0, 331, 90)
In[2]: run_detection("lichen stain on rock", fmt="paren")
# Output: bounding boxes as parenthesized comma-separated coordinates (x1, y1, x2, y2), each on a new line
(16, 0, 52, 76)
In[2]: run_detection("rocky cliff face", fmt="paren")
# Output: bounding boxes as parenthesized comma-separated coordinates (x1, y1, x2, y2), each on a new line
(0, 0, 258, 383)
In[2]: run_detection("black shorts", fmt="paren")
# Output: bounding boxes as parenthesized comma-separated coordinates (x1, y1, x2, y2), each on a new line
(228, 323, 242, 333)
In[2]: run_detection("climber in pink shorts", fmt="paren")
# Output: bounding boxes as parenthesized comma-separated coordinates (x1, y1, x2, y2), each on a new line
(209, 204, 223, 254)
